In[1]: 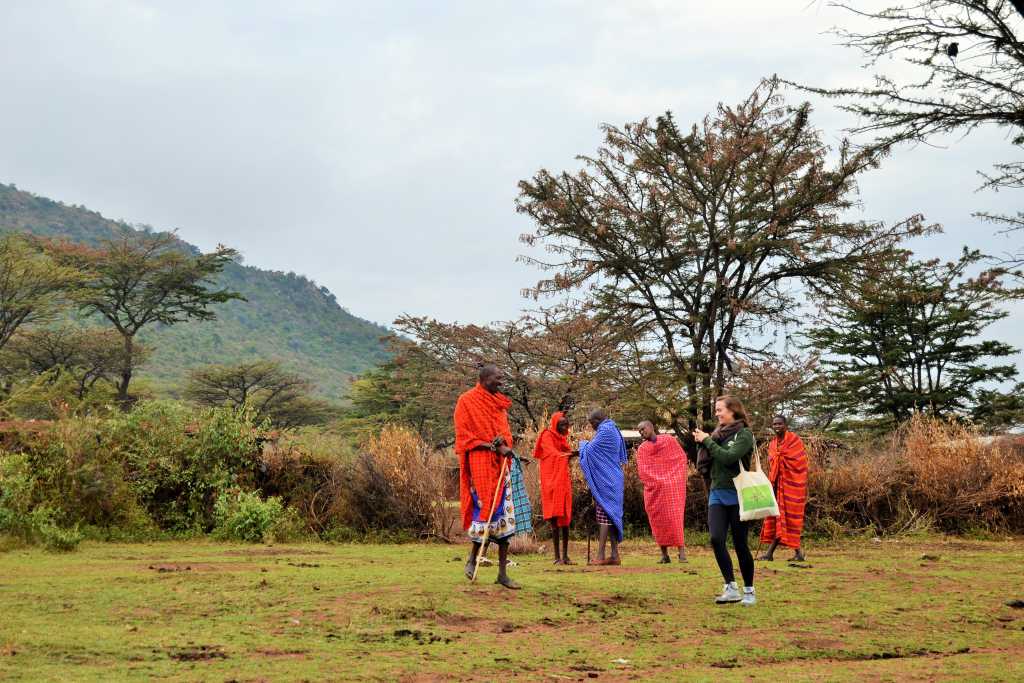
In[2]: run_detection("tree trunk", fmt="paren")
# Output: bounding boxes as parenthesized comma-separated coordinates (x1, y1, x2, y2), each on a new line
(117, 333, 134, 410)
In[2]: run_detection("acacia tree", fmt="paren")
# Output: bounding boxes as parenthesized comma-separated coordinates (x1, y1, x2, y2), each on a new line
(0, 235, 78, 352)
(341, 309, 626, 447)
(395, 308, 625, 433)
(794, 1, 1024, 265)
(48, 232, 242, 405)
(185, 360, 333, 428)
(805, 248, 1020, 426)
(343, 340, 455, 445)
(0, 326, 148, 399)
(517, 80, 928, 432)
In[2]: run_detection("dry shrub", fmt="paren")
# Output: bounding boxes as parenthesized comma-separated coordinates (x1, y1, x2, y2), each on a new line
(258, 435, 347, 535)
(336, 425, 452, 540)
(808, 441, 901, 535)
(901, 416, 1024, 531)
(809, 415, 1024, 535)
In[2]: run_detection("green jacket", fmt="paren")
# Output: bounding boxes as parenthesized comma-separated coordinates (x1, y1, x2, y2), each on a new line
(701, 427, 754, 491)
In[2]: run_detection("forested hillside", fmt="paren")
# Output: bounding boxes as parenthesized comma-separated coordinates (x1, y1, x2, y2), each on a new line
(0, 183, 389, 398)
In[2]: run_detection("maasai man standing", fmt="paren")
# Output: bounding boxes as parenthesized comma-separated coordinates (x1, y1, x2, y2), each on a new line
(758, 415, 808, 562)
(453, 363, 520, 589)
(533, 411, 576, 565)
(635, 421, 688, 563)
(579, 408, 628, 566)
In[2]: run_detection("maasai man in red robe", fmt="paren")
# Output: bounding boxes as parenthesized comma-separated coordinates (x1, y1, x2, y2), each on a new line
(635, 421, 688, 563)
(759, 415, 808, 562)
(533, 411, 576, 565)
(453, 363, 520, 589)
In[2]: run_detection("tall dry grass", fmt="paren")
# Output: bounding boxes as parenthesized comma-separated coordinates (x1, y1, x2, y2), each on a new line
(809, 415, 1024, 535)
(349, 425, 452, 540)
(260, 425, 453, 540)
(262, 414, 1023, 542)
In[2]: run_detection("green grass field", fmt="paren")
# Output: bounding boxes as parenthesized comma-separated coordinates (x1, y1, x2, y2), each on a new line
(1, 535, 1022, 681)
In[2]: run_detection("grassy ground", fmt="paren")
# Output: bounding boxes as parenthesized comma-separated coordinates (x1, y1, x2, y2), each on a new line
(1, 535, 1022, 682)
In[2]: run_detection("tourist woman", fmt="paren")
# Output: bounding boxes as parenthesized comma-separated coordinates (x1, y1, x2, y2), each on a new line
(693, 395, 757, 606)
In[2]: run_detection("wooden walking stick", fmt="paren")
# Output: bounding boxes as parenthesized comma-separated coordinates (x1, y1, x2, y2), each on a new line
(471, 453, 512, 583)
(582, 499, 595, 565)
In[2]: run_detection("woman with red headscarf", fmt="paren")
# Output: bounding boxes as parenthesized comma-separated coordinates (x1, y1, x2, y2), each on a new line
(533, 411, 576, 564)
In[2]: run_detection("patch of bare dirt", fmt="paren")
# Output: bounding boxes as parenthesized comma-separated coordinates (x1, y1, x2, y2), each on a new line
(164, 644, 227, 661)
(145, 562, 259, 573)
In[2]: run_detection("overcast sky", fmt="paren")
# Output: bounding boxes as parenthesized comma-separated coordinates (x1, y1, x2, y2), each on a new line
(1, 0, 1021, 364)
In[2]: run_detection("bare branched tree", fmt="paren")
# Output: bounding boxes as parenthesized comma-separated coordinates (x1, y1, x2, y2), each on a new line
(791, 1, 1024, 266)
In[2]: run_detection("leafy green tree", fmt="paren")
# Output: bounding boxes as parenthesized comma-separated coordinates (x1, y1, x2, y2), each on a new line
(341, 338, 460, 446)
(48, 232, 242, 405)
(0, 235, 78, 351)
(185, 360, 334, 428)
(805, 249, 1019, 426)
(517, 80, 928, 430)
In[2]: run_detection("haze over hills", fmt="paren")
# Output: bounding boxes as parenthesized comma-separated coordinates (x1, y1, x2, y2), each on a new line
(0, 182, 390, 399)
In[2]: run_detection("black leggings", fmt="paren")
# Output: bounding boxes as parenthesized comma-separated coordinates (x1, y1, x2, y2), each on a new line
(709, 503, 754, 587)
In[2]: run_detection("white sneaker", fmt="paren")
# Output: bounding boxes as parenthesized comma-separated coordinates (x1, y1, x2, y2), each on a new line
(741, 588, 756, 606)
(715, 582, 741, 604)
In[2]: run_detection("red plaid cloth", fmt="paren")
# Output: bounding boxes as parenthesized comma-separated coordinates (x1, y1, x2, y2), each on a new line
(760, 431, 808, 549)
(636, 434, 687, 547)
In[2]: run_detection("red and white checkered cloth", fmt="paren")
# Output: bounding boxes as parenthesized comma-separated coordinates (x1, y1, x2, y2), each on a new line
(636, 434, 688, 546)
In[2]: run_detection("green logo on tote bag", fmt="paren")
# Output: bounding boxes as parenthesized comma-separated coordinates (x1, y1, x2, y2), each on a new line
(741, 484, 774, 511)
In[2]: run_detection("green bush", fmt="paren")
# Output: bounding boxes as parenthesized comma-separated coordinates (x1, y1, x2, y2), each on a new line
(0, 370, 120, 421)
(266, 506, 310, 543)
(0, 453, 82, 552)
(26, 418, 149, 532)
(31, 508, 83, 552)
(0, 400, 266, 540)
(213, 490, 284, 543)
(0, 452, 36, 538)
(110, 400, 265, 532)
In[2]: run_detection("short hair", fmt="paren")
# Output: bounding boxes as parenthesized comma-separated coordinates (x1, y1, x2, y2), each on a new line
(588, 407, 608, 423)
(478, 363, 500, 382)
(714, 395, 749, 423)
(772, 415, 788, 424)
(637, 420, 655, 431)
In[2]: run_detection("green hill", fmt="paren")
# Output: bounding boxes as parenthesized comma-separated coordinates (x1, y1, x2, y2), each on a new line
(0, 182, 390, 399)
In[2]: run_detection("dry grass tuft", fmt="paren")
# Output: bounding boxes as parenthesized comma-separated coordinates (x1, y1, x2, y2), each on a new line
(809, 415, 1024, 535)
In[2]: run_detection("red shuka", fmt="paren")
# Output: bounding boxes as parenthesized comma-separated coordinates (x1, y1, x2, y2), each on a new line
(635, 434, 687, 547)
(532, 411, 573, 524)
(760, 430, 809, 548)
(453, 383, 514, 531)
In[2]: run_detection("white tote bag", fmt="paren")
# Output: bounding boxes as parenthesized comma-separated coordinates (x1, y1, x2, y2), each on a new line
(733, 449, 779, 522)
